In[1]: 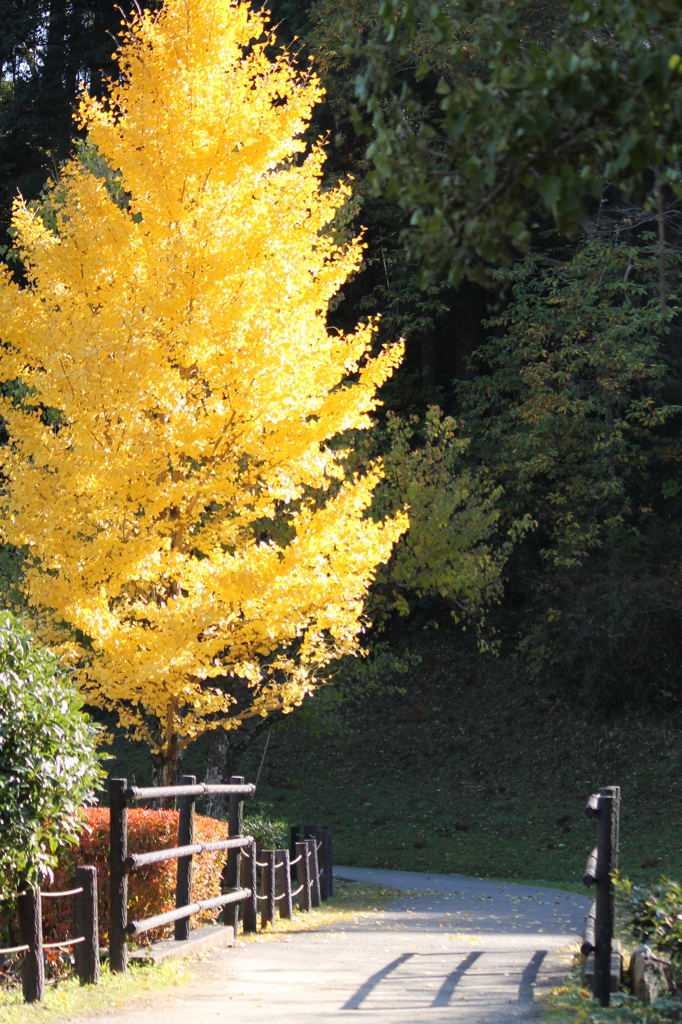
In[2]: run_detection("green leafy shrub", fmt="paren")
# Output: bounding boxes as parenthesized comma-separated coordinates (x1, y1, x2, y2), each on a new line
(243, 809, 289, 850)
(0, 612, 104, 899)
(0, 807, 232, 946)
(617, 875, 682, 969)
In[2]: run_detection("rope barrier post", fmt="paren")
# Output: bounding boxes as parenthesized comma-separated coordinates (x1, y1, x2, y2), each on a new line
(308, 838, 321, 908)
(241, 841, 258, 933)
(175, 774, 196, 941)
(276, 850, 293, 920)
(18, 884, 44, 1003)
(74, 866, 99, 985)
(290, 826, 301, 883)
(324, 828, 334, 898)
(296, 842, 311, 911)
(109, 778, 128, 973)
(223, 775, 244, 933)
(316, 828, 329, 900)
(261, 850, 276, 929)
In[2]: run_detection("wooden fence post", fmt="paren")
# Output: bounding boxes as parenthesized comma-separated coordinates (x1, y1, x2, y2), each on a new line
(261, 850, 276, 929)
(276, 850, 293, 920)
(18, 884, 44, 1003)
(324, 828, 334, 898)
(583, 786, 621, 1006)
(296, 841, 311, 911)
(290, 826, 301, 883)
(241, 841, 258, 933)
(593, 786, 620, 1007)
(223, 775, 244, 933)
(175, 774, 196, 941)
(74, 866, 99, 985)
(316, 828, 330, 900)
(308, 838, 321, 908)
(109, 778, 128, 973)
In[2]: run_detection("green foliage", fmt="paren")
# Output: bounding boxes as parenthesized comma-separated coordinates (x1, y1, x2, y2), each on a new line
(242, 805, 289, 849)
(0, 612, 104, 899)
(617, 874, 682, 971)
(371, 407, 529, 622)
(459, 238, 681, 568)
(350, 0, 682, 284)
(545, 967, 681, 1023)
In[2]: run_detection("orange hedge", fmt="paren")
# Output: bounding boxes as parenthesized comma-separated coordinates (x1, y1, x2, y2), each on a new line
(2, 808, 230, 947)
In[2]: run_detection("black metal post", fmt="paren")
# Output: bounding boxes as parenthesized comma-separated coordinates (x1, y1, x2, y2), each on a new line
(175, 774, 196, 940)
(109, 778, 128, 973)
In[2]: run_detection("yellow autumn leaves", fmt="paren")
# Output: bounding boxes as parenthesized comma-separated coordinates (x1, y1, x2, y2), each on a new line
(0, 0, 405, 772)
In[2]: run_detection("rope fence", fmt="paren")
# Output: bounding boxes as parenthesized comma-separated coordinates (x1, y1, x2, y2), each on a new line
(41, 887, 84, 899)
(10, 865, 100, 1004)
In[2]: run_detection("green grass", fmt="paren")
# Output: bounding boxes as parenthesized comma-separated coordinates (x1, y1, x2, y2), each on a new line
(234, 629, 682, 891)
(103, 621, 682, 893)
(0, 959, 196, 1024)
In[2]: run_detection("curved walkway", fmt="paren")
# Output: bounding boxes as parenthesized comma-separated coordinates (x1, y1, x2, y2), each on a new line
(73, 867, 591, 1024)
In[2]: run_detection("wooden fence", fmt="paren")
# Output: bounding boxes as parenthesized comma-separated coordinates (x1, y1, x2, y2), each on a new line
(109, 777, 335, 973)
(109, 774, 256, 972)
(2, 775, 334, 1001)
(580, 785, 621, 1007)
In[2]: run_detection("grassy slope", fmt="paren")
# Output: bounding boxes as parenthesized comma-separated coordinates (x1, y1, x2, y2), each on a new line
(105, 618, 682, 892)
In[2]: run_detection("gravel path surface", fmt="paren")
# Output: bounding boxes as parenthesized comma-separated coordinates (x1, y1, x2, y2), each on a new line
(69, 867, 590, 1024)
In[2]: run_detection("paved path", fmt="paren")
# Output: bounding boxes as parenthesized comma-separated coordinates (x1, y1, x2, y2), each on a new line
(71, 868, 590, 1024)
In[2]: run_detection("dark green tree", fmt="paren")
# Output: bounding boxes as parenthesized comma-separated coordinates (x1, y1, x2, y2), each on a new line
(458, 236, 682, 706)
(351, 0, 682, 288)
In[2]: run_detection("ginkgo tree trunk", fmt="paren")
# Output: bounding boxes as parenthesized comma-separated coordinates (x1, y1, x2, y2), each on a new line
(0, 0, 405, 785)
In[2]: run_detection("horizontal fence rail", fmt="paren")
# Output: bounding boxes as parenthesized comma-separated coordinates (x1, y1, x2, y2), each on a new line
(124, 835, 254, 872)
(126, 888, 251, 935)
(124, 783, 256, 802)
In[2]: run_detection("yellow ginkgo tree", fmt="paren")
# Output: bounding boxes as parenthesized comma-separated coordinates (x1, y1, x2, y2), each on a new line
(0, 0, 405, 783)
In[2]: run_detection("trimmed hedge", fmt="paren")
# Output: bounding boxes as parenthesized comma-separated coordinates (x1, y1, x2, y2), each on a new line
(1, 807, 230, 947)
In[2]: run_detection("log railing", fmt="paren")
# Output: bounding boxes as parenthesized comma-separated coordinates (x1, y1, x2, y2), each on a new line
(109, 774, 256, 973)
(6, 778, 335, 1002)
